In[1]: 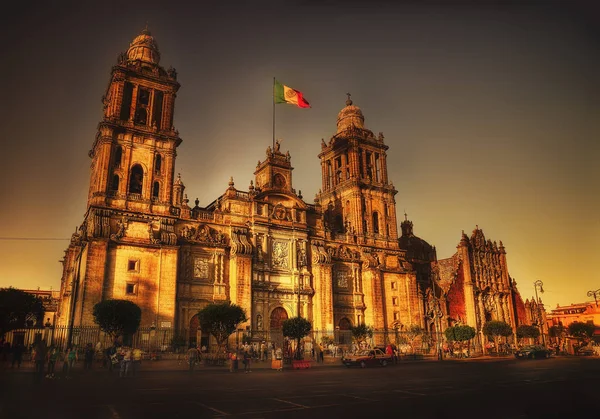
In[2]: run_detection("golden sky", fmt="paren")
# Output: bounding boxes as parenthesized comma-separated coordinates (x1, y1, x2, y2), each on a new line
(0, 1, 598, 310)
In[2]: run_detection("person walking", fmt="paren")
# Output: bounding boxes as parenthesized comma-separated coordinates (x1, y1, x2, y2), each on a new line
(187, 344, 199, 373)
(65, 346, 77, 378)
(11, 343, 24, 368)
(132, 347, 142, 376)
(243, 349, 251, 373)
(120, 347, 132, 378)
(84, 343, 94, 370)
(46, 345, 59, 378)
(32, 340, 48, 383)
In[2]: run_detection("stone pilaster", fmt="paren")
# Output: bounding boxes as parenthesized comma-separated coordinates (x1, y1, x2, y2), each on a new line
(312, 264, 333, 331)
(229, 255, 253, 329)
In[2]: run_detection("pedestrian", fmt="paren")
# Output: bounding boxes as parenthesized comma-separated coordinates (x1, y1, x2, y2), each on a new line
(319, 344, 324, 363)
(84, 343, 94, 370)
(106, 344, 117, 373)
(187, 344, 199, 373)
(46, 345, 59, 378)
(33, 340, 48, 382)
(132, 347, 142, 376)
(11, 343, 24, 368)
(66, 346, 77, 378)
(229, 351, 237, 373)
(120, 347, 132, 378)
(243, 350, 251, 373)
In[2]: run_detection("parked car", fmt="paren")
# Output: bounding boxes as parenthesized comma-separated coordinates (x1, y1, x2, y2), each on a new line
(342, 348, 393, 368)
(514, 345, 551, 359)
(576, 347, 595, 356)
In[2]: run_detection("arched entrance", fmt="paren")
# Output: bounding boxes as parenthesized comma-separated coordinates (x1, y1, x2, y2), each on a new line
(337, 318, 352, 345)
(189, 314, 209, 349)
(269, 307, 288, 348)
(270, 307, 288, 329)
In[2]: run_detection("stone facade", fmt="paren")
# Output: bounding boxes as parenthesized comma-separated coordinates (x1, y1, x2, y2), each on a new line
(435, 227, 542, 341)
(56, 30, 534, 347)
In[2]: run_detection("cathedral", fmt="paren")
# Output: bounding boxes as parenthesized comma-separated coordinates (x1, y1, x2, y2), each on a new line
(56, 29, 535, 348)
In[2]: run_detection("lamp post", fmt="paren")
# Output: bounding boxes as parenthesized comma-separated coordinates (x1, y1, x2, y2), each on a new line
(533, 280, 545, 346)
(587, 288, 600, 307)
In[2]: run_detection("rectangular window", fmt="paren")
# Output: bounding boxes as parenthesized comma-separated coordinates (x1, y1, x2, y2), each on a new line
(393, 312, 399, 321)
(127, 260, 139, 272)
(391, 282, 397, 290)
(392, 297, 399, 306)
(125, 283, 136, 295)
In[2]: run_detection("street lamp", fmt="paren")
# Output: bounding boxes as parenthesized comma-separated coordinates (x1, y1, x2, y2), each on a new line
(587, 288, 600, 307)
(533, 280, 545, 346)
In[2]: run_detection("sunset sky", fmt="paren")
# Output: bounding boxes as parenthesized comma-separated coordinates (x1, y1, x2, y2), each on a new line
(0, 0, 598, 311)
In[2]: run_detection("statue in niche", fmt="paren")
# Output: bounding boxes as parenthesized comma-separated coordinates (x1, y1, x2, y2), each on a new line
(257, 314, 263, 331)
(297, 247, 307, 268)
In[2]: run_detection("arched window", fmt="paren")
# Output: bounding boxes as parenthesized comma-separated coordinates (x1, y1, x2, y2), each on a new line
(129, 164, 144, 194)
(372, 212, 380, 234)
(154, 154, 162, 174)
(111, 174, 119, 191)
(152, 181, 160, 199)
(327, 161, 333, 190)
(114, 146, 122, 168)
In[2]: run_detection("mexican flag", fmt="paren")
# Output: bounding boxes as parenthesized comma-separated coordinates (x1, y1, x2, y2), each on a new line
(274, 80, 310, 108)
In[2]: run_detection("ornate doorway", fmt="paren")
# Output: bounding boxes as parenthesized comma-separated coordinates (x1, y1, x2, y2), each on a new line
(269, 307, 288, 348)
(189, 314, 209, 349)
(270, 307, 288, 329)
(337, 317, 352, 345)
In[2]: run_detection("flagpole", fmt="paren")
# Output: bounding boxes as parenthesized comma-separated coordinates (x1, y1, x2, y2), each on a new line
(272, 77, 276, 151)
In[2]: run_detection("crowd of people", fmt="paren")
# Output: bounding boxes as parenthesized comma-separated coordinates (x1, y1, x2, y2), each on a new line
(0, 338, 147, 381)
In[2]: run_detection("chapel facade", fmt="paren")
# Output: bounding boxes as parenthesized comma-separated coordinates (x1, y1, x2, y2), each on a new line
(56, 29, 534, 347)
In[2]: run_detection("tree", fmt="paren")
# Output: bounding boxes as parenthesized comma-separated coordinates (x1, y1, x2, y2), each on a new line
(282, 317, 312, 360)
(93, 299, 141, 341)
(445, 325, 476, 349)
(405, 324, 425, 354)
(516, 325, 541, 345)
(549, 324, 566, 347)
(350, 323, 374, 348)
(483, 320, 513, 355)
(567, 322, 596, 345)
(0, 287, 45, 337)
(197, 302, 247, 354)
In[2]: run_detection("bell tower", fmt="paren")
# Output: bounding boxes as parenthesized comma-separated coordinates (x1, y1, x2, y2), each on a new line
(87, 27, 181, 215)
(317, 95, 399, 247)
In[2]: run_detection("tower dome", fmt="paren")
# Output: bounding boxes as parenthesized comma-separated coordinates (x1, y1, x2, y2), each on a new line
(336, 94, 365, 133)
(126, 27, 161, 65)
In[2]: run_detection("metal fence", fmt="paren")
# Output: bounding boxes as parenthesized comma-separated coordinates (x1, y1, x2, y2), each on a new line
(2, 326, 491, 358)
(2, 326, 175, 354)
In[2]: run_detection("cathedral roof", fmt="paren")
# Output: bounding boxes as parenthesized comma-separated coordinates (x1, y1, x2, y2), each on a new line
(126, 27, 161, 65)
(336, 96, 365, 134)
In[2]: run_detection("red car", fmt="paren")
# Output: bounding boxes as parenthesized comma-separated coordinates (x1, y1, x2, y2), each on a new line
(342, 348, 393, 368)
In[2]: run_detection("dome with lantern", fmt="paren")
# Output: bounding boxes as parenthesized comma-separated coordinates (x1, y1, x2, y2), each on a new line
(336, 96, 365, 134)
(126, 27, 161, 65)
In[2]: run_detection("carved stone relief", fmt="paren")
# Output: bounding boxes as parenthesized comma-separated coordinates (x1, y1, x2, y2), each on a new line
(193, 256, 210, 279)
(272, 240, 289, 269)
